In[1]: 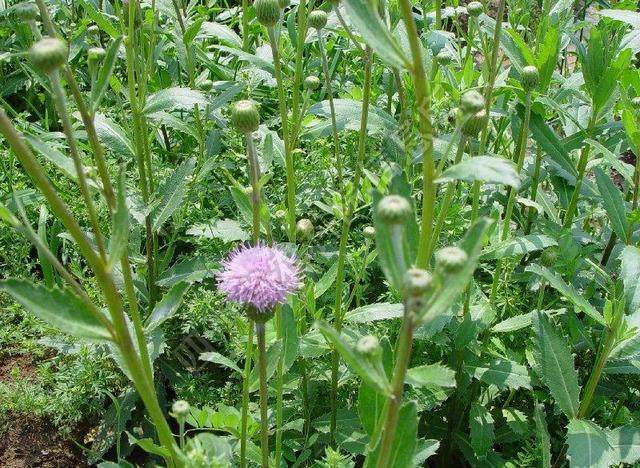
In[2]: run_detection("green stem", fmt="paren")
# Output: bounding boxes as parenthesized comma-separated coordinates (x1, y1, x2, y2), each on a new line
(397, 0, 435, 269)
(524, 144, 542, 234)
(256, 321, 270, 468)
(246, 133, 262, 244)
(275, 307, 284, 468)
(239, 322, 254, 468)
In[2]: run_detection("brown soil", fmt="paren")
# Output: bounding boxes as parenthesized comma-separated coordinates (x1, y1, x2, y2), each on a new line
(0, 354, 87, 467)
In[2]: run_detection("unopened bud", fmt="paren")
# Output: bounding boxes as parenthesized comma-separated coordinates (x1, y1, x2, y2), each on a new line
(521, 65, 539, 91)
(14, 2, 39, 21)
(199, 79, 213, 91)
(467, 1, 483, 17)
(404, 267, 434, 296)
(304, 75, 321, 91)
(436, 50, 454, 66)
(87, 24, 100, 35)
(363, 226, 376, 239)
(461, 109, 487, 136)
(296, 218, 314, 241)
(356, 335, 381, 357)
(88, 46, 106, 64)
(275, 209, 286, 219)
(231, 100, 260, 134)
(308, 9, 328, 30)
(540, 247, 558, 266)
(172, 400, 190, 418)
(633, 96, 640, 109)
(255, 0, 281, 27)
(377, 195, 412, 225)
(435, 246, 468, 273)
(460, 90, 485, 115)
(29, 37, 68, 74)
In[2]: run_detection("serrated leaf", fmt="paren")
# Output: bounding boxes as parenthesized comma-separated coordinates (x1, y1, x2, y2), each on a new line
(314, 261, 338, 299)
(492, 309, 564, 333)
(156, 257, 215, 287)
(526, 264, 605, 325)
(0, 279, 111, 341)
(144, 87, 207, 114)
(470, 403, 495, 458)
(481, 234, 557, 260)
(145, 282, 190, 331)
(533, 404, 551, 468)
(365, 402, 418, 468)
(406, 362, 456, 388)
(151, 157, 196, 231)
(533, 312, 580, 418)
(94, 113, 135, 159)
(567, 419, 615, 468)
(467, 358, 531, 390)
(186, 218, 249, 243)
(343, 302, 404, 323)
(594, 167, 628, 243)
(91, 36, 122, 112)
(200, 351, 241, 374)
(436, 156, 521, 188)
(621, 245, 640, 316)
(607, 425, 640, 465)
(199, 21, 242, 47)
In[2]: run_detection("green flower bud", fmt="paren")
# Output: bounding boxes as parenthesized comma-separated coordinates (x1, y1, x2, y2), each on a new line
(275, 209, 286, 219)
(633, 96, 640, 109)
(521, 65, 539, 91)
(87, 24, 100, 35)
(199, 79, 213, 91)
(377, 195, 412, 225)
(461, 108, 488, 136)
(467, 1, 483, 17)
(296, 218, 314, 241)
(436, 50, 454, 66)
(356, 335, 381, 357)
(29, 37, 68, 74)
(308, 9, 328, 30)
(231, 100, 260, 134)
(448, 107, 460, 125)
(278, 0, 290, 8)
(435, 246, 468, 273)
(540, 247, 558, 266)
(255, 0, 281, 27)
(460, 90, 485, 115)
(172, 400, 190, 418)
(14, 2, 39, 21)
(88, 46, 106, 62)
(304, 75, 321, 91)
(404, 267, 434, 296)
(363, 225, 376, 239)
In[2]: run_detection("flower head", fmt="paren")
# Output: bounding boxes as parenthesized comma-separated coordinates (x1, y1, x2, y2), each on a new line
(218, 244, 302, 313)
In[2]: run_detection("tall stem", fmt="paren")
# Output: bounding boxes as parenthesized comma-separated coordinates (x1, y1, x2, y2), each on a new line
(397, 0, 435, 268)
(239, 323, 254, 468)
(256, 321, 270, 468)
(525, 144, 542, 234)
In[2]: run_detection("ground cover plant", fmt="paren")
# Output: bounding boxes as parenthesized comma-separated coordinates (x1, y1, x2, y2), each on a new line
(1, 0, 640, 465)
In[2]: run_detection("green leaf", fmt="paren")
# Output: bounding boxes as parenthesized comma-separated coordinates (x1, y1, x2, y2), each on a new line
(281, 305, 298, 371)
(600, 9, 640, 27)
(621, 246, 640, 315)
(492, 309, 564, 333)
(248, 340, 282, 392)
(342, 0, 409, 69)
(186, 218, 249, 243)
(151, 157, 196, 231)
(156, 257, 215, 287)
(567, 420, 615, 468)
(343, 302, 404, 323)
(413, 439, 440, 465)
(365, 402, 418, 468)
(607, 425, 640, 465)
(184, 18, 204, 45)
(93, 113, 136, 159)
(533, 404, 551, 468)
(470, 403, 495, 458)
(526, 264, 605, 325)
(200, 21, 242, 47)
(406, 362, 456, 388)
(316, 321, 391, 395)
(528, 110, 577, 182)
(595, 166, 629, 243)
(91, 37, 122, 112)
(77, 0, 119, 38)
(37, 206, 54, 287)
(0, 279, 111, 341)
(481, 234, 557, 260)
(535, 22, 560, 92)
(144, 87, 207, 115)
(145, 282, 190, 331)
(467, 358, 531, 390)
(200, 351, 241, 374)
(436, 156, 520, 188)
(108, 170, 129, 269)
(532, 312, 580, 418)
(314, 261, 338, 299)
(358, 380, 386, 437)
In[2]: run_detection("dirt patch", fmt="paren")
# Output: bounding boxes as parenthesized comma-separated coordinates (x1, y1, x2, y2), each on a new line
(0, 355, 87, 467)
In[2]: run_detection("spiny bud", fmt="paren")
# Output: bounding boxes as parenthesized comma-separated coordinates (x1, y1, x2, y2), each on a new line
(14, 2, 39, 21)
(87, 24, 100, 35)
(462, 108, 487, 136)
(540, 247, 558, 266)
(467, 1, 483, 17)
(172, 400, 190, 418)
(377, 195, 412, 225)
(199, 79, 213, 91)
(231, 100, 260, 134)
(88, 46, 106, 63)
(356, 335, 381, 357)
(308, 9, 328, 30)
(296, 218, 314, 241)
(435, 246, 468, 274)
(29, 37, 68, 74)
(278, 0, 290, 8)
(521, 65, 539, 91)
(363, 225, 376, 239)
(633, 96, 640, 109)
(448, 107, 460, 125)
(404, 267, 434, 296)
(304, 75, 321, 91)
(460, 90, 485, 115)
(255, 0, 281, 27)
(436, 50, 454, 66)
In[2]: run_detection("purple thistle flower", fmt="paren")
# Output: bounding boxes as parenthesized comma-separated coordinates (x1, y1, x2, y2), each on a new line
(218, 244, 302, 312)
